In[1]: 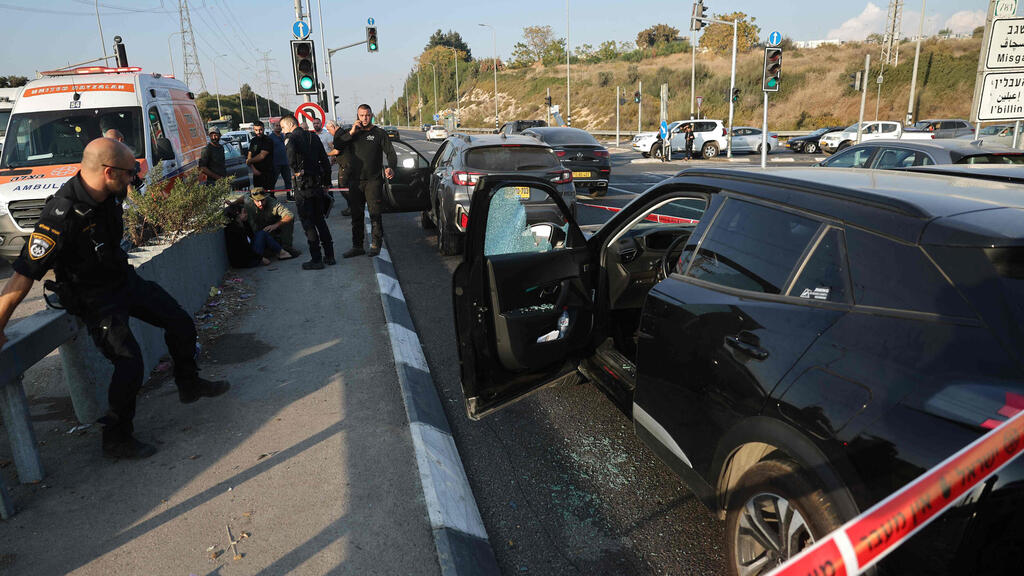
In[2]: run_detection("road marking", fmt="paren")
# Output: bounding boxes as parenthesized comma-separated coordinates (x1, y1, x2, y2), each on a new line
(609, 185, 644, 195)
(771, 157, 796, 162)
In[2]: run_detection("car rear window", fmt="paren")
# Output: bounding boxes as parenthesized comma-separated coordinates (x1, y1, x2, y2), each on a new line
(529, 129, 598, 146)
(464, 146, 560, 171)
(957, 154, 1024, 165)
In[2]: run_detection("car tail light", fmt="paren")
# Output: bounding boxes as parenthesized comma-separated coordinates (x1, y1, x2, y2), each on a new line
(594, 149, 610, 158)
(550, 170, 572, 184)
(452, 171, 483, 186)
(929, 134, 935, 139)
(770, 133, 777, 138)
(459, 212, 469, 229)
(722, 127, 727, 137)
(556, 150, 567, 157)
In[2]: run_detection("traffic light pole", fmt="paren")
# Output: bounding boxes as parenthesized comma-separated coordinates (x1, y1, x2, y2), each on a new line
(761, 92, 768, 168)
(294, 0, 311, 105)
(325, 39, 370, 119)
(616, 86, 620, 147)
(692, 13, 738, 158)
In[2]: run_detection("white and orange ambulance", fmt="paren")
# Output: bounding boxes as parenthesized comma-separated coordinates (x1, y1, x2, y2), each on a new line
(0, 66, 208, 261)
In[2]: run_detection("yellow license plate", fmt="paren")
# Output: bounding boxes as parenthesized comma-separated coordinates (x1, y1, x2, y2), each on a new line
(572, 171, 591, 178)
(513, 186, 531, 199)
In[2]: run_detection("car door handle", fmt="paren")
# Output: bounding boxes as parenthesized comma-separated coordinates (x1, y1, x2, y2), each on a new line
(725, 335, 769, 360)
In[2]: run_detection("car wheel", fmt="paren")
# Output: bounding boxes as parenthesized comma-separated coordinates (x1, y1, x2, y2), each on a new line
(836, 141, 852, 152)
(437, 208, 463, 256)
(804, 142, 818, 154)
(756, 144, 771, 154)
(702, 142, 720, 159)
(725, 459, 844, 576)
(641, 152, 651, 158)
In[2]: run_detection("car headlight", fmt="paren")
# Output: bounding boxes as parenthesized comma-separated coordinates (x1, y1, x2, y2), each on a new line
(0, 201, 7, 217)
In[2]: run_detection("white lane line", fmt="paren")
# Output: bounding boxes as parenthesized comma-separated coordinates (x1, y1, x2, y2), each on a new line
(609, 185, 644, 195)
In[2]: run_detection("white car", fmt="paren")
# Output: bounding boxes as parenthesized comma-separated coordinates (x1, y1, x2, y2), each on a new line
(633, 119, 729, 159)
(819, 121, 933, 154)
(730, 126, 779, 153)
(426, 125, 449, 141)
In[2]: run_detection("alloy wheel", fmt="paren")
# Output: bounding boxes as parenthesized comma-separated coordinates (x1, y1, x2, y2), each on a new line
(733, 492, 814, 576)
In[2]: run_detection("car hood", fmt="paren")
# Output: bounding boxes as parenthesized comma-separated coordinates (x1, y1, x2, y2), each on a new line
(634, 131, 659, 139)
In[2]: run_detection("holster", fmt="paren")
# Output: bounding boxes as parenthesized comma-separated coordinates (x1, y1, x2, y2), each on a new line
(43, 280, 84, 314)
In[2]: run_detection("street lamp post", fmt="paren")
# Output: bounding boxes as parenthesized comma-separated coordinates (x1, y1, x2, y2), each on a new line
(431, 64, 438, 121)
(211, 54, 227, 118)
(566, 0, 571, 126)
(167, 32, 183, 77)
(451, 47, 460, 126)
(479, 23, 499, 132)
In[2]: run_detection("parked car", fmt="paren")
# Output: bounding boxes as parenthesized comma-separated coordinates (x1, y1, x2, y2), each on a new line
(426, 125, 448, 141)
(817, 139, 1024, 169)
(452, 165, 1024, 576)
(382, 125, 400, 140)
(958, 123, 1020, 149)
(631, 120, 683, 158)
(523, 127, 610, 196)
(786, 126, 843, 154)
(499, 119, 547, 135)
(729, 126, 779, 154)
(421, 123, 432, 131)
(424, 133, 574, 255)
(222, 140, 252, 190)
(903, 162, 1024, 184)
(636, 119, 729, 160)
(913, 118, 974, 139)
(222, 130, 253, 153)
(819, 121, 933, 154)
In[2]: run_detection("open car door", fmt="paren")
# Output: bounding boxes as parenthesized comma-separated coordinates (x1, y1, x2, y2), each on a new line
(453, 175, 596, 420)
(382, 140, 432, 213)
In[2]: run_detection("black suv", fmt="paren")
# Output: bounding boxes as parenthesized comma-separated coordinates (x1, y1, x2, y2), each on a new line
(424, 133, 574, 255)
(453, 167, 1024, 575)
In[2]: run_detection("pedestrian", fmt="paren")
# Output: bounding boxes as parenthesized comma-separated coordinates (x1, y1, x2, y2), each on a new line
(314, 118, 332, 155)
(246, 120, 275, 190)
(0, 138, 229, 459)
(270, 123, 292, 200)
(336, 104, 396, 258)
(199, 127, 227, 184)
(326, 121, 352, 217)
(280, 115, 335, 269)
(223, 203, 278, 268)
(685, 124, 696, 160)
(245, 188, 300, 259)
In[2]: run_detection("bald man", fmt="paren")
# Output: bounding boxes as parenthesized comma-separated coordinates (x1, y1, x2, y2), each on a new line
(0, 138, 229, 460)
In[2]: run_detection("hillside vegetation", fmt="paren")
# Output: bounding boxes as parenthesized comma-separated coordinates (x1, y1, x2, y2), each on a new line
(389, 37, 983, 132)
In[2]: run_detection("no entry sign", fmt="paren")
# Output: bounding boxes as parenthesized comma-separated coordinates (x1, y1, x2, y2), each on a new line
(295, 101, 326, 128)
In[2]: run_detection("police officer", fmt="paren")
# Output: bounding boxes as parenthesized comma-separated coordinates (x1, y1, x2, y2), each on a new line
(336, 104, 396, 258)
(0, 138, 229, 460)
(280, 115, 334, 269)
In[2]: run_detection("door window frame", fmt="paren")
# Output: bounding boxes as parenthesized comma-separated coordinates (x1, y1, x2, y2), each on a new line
(600, 189, 710, 269)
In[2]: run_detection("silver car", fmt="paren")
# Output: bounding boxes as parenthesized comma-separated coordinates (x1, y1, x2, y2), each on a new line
(730, 126, 779, 154)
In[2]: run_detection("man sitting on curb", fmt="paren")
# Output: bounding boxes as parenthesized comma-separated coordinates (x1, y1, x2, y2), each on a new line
(245, 188, 300, 260)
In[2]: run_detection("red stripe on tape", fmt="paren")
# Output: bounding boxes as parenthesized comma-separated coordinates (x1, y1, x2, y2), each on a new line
(771, 538, 848, 576)
(576, 202, 698, 224)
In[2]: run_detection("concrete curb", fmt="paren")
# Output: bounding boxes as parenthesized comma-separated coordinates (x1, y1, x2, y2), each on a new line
(366, 216, 500, 576)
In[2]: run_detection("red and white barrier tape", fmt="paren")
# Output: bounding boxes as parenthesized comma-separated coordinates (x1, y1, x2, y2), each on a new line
(768, 409, 1024, 576)
(258, 187, 349, 194)
(576, 202, 698, 224)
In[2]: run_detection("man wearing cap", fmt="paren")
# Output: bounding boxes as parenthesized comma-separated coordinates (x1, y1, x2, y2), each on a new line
(246, 188, 300, 259)
(199, 128, 227, 184)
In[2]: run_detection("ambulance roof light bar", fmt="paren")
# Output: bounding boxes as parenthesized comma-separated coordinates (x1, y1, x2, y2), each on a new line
(40, 66, 143, 77)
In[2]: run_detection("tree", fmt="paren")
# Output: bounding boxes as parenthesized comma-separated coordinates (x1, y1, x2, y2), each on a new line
(937, 28, 952, 38)
(973, 25, 984, 38)
(636, 24, 680, 49)
(865, 32, 885, 44)
(699, 12, 760, 55)
(541, 38, 568, 67)
(575, 43, 595, 62)
(595, 40, 621, 61)
(240, 83, 253, 100)
(425, 29, 472, 61)
(511, 25, 558, 66)
(0, 75, 28, 88)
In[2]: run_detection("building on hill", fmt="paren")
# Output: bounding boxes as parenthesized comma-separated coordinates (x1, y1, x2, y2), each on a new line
(794, 39, 844, 49)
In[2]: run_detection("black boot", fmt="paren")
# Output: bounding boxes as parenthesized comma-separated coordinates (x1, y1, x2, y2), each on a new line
(102, 427, 157, 460)
(302, 259, 325, 270)
(343, 246, 365, 258)
(367, 244, 381, 257)
(323, 244, 336, 266)
(178, 376, 231, 404)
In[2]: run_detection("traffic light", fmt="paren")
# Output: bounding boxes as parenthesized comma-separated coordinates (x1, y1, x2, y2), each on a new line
(762, 47, 782, 92)
(290, 39, 319, 95)
(849, 71, 862, 91)
(731, 88, 740, 103)
(366, 26, 378, 52)
(692, 1, 708, 31)
(334, 96, 341, 106)
(634, 91, 641, 103)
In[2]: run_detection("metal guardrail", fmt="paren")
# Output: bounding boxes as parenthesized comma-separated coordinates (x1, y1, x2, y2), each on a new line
(433, 127, 814, 140)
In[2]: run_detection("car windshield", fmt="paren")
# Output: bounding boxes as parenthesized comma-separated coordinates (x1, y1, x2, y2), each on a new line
(431, 125, 444, 130)
(464, 146, 561, 171)
(808, 128, 829, 136)
(531, 129, 600, 146)
(979, 125, 1009, 136)
(958, 153, 1024, 164)
(0, 106, 144, 168)
(843, 123, 862, 132)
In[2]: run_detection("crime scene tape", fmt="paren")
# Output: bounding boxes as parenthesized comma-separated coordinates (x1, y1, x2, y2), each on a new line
(264, 188, 349, 194)
(767, 408, 1024, 576)
(576, 202, 698, 224)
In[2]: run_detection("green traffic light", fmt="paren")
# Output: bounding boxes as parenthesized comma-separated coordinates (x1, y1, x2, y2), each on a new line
(299, 76, 314, 90)
(369, 42, 377, 50)
(767, 78, 778, 89)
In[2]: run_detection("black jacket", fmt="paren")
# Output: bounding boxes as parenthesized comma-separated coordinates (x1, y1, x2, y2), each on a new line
(285, 126, 332, 189)
(223, 220, 261, 268)
(337, 125, 398, 181)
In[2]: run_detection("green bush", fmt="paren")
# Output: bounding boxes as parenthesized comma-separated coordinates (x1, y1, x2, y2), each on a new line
(627, 64, 640, 84)
(124, 163, 232, 246)
(598, 71, 612, 87)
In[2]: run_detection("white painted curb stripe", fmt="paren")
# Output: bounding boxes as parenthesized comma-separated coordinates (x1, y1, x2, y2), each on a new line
(386, 322, 430, 373)
(410, 422, 488, 539)
(377, 273, 405, 301)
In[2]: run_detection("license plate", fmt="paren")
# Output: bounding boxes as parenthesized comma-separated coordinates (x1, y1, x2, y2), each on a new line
(504, 186, 531, 199)
(572, 171, 591, 178)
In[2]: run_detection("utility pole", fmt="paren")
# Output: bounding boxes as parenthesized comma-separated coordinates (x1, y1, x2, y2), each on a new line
(452, 47, 461, 125)
(970, 0, 1000, 139)
(239, 87, 246, 124)
(691, 28, 696, 118)
(906, 0, 926, 124)
(616, 86, 620, 147)
(638, 80, 642, 132)
(417, 68, 423, 127)
(259, 50, 275, 119)
(546, 87, 551, 126)
(566, 0, 571, 126)
(857, 54, 870, 144)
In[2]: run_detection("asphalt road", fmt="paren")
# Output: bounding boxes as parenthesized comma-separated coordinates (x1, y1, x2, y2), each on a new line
(386, 128, 745, 575)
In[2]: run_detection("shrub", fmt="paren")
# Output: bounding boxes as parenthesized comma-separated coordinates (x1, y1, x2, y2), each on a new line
(627, 64, 640, 84)
(124, 163, 232, 246)
(597, 71, 612, 87)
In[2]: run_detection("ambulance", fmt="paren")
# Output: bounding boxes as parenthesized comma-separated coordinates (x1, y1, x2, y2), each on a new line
(0, 86, 20, 156)
(0, 66, 208, 261)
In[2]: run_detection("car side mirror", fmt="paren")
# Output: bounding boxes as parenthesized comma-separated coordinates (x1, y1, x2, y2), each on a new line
(155, 137, 175, 161)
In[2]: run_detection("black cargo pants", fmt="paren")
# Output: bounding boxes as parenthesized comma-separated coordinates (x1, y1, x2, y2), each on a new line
(79, 272, 199, 438)
(295, 185, 334, 262)
(348, 178, 383, 248)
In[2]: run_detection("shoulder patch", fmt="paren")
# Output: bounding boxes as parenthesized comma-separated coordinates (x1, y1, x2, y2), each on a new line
(40, 196, 74, 223)
(28, 232, 56, 260)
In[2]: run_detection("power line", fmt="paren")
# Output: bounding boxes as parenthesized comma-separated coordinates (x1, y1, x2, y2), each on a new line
(70, 0, 174, 14)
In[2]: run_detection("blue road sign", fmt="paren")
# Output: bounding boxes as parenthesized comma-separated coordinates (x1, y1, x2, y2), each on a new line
(659, 120, 669, 139)
(768, 31, 782, 47)
(433, 113, 440, 122)
(293, 20, 310, 40)
(368, 17, 375, 26)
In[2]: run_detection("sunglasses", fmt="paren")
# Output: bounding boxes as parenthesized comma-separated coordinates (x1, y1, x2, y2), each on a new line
(103, 164, 139, 176)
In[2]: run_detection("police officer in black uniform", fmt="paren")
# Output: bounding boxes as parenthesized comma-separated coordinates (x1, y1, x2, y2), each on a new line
(0, 138, 229, 460)
(280, 115, 334, 269)
(336, 104, 397, 258)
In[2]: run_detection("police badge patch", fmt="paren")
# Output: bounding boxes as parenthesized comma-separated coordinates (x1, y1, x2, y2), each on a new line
(28, 232, 56, 260)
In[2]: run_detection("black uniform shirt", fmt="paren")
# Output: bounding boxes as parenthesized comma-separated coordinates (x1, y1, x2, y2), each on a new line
(248, 134, 274, 175)
(337, 125, 398, 181)
(285, 126, 331, 187)
(199, 142, 227, 178)
(13, 174, 132, 289)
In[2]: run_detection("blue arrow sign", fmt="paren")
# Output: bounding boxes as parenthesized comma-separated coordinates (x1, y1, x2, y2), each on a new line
(293, 20, 310, 40)
(368, 17, 375, 26)
(768, 31, 782, 47)
(659, 120, 669, 139)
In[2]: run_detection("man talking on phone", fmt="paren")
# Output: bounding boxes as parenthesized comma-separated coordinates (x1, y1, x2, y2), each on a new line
(336, 104, 396, 258)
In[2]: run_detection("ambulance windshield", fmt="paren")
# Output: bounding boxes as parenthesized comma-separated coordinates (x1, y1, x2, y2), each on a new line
(0, 107, 143, 169)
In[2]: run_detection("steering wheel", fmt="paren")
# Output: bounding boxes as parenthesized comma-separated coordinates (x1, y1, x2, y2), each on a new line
(657, 235, 690, 281)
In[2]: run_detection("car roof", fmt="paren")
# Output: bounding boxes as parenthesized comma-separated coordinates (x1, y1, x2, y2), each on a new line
(669, 166, 1024, 244)
(452, 133, 549, 148)
(901, 163, 1024, 183)
(845, 139, 1022, 154)
(523, 126, 588, 136)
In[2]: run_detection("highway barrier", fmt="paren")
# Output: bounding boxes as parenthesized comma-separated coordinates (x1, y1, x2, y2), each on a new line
(767, 408, 1024, 576)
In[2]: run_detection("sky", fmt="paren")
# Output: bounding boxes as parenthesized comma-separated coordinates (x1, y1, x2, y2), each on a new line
(0, 0, 1001, 122)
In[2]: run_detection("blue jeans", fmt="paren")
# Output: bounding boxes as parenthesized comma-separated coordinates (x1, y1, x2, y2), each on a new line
(253, 229, 282, 256)
(274, 165, 292, 191)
